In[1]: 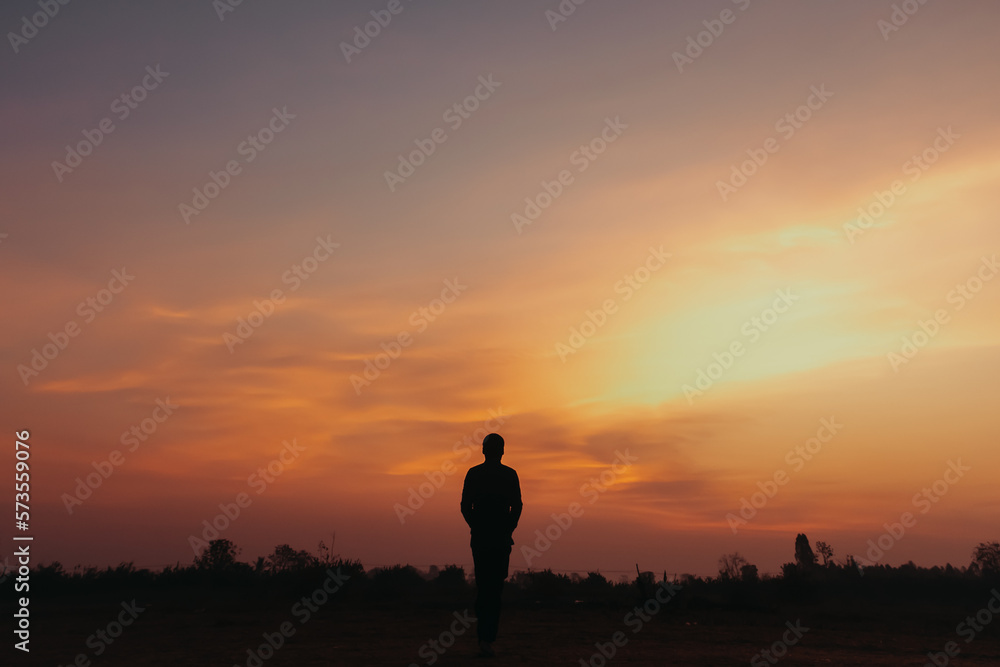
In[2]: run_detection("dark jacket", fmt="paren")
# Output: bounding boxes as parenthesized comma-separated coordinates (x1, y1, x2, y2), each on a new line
(461, 461, 522, 547)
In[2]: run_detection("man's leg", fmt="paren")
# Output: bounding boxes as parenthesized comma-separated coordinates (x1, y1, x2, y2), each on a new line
(490, 545, 511, 640)
(474, 544, 511, 645)
(472, 546, 490, 643)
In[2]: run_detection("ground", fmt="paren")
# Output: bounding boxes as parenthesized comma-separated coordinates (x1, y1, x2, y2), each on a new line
(21, 595, 1000, 666)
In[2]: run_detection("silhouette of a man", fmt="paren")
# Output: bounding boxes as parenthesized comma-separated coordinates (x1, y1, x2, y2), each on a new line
(461, 433, 522, 658)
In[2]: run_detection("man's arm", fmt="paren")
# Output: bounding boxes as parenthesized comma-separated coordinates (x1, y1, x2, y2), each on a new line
(509, 470, 523, 533)
(460, 469, 475, 529)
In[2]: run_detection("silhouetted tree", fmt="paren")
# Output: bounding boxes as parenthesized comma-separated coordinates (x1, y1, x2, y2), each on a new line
(816, 541, 834, 566)
(0, 555, 12, 585)
(266, 544, 317, 573)
(718, 552, 749, 580)
(584, 571, 609, 588)
(972, 542, 1000, 575)
(636, 568, 655, 591)
(194, 539, 241, 571)
(317, 533, 337, 565)
(794, 534, 817, 570)
(843, 554, 863, 574)
(740, 563, 759, 583)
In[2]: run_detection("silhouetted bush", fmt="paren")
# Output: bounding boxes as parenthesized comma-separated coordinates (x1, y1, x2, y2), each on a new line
(368, 564, 426, 601)
(432, 564, 468, 596)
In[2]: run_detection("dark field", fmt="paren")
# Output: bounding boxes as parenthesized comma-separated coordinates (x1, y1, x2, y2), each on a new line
(20, 590, 1000, 666)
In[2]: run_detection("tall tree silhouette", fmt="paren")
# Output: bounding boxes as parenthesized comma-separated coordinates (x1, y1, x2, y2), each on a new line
(794, 534, 817, 570)
(972, 541, 1000, 575)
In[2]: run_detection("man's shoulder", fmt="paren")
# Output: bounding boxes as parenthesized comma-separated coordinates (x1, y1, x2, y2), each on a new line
(465, 462, 518, 476)
(464, 462, 489, 480)
(495, 463, 519, 482)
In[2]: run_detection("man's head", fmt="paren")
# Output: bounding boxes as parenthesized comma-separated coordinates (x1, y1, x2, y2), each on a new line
(482, 433, 504, 461)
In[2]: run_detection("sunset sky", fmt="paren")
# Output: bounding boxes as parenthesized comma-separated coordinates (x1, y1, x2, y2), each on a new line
(3, 0, 999, 578)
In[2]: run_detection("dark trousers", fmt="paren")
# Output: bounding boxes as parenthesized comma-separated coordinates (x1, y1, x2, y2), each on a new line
(472, 542, 511, 643)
